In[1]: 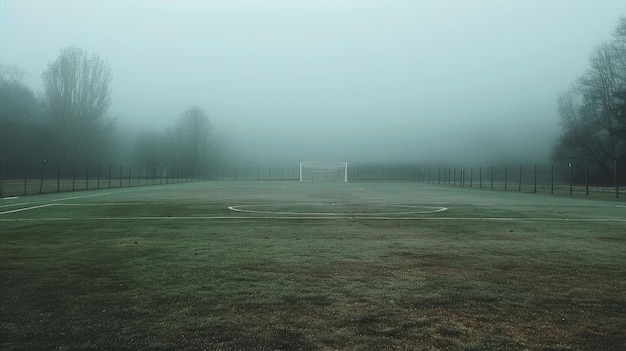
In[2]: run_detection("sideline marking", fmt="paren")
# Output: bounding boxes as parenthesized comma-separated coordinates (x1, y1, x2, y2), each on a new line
(0, 202, 32, 209)
(51, 192, 113, 202)
(1, 196, 19, 200)
(2, 216, 626, 222)
(0, 192, 115, 215)
(0, 203, 54, 215)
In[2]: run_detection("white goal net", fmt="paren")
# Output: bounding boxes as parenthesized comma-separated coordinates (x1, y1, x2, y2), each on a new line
(299, 162, 348, 182)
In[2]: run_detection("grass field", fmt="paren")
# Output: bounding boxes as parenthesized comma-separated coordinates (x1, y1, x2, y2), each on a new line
(1, 181, 625, 350)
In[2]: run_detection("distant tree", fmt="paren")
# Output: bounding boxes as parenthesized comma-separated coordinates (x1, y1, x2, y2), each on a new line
(0, 63, 28, 82)
(41, 46, 114, 162)
(0, 63, 51, 161)
(132, 130, 165, 172)
(0, 63, 40, 123)
(168, 106, 213, 176)
(553, 17, 626, 180)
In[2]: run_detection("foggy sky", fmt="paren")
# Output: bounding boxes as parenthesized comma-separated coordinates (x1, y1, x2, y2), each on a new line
(1, 0, 624, 166)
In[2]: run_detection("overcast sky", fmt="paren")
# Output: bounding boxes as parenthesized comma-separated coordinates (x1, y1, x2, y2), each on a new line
(0, 0, 624, 165)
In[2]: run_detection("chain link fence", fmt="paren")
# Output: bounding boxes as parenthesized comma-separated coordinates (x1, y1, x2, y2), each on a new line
(1, 159, 623, 200)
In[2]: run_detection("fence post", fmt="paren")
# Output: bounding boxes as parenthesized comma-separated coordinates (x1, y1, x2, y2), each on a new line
(479, 166, 482, 188)
(23, 160, 28, 195)
(569, 163, 573, 196)
(119, 165, 123, 187)
(109, 164, 112, 189)
(57, 162, 61, 192)
(453, 167, 457, 186)
(128, 165, 132, 187)
(39, 160, 47, 194)
(85, 162, 89, 191)
(0, 158, 5, 197)
(615, 159, 619, 199)
(534, 164, 537, 194)
(72, 163, 76, 191)
(490, 166, 493, 189)
(518, 165, 522, 192)
(551, 163, 554, 195)
(504, 165, 507, 191)
(585, 161, 589, 197)
(97, 162, 101, 190)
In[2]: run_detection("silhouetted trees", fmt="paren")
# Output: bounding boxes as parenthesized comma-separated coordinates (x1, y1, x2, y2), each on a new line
(41, 46, 114, 162)
(553, 16, 626, 181)
(0, 63, 51, 162)
(132, 129, 166, 173)
(1, 48, 219, 176)
(168, 106, 214, 175)
(129, 106, 216, 177)
(0, 64, 40, 123)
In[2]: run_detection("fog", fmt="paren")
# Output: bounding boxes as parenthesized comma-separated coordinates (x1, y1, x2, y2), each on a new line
(1, 0, 624, 166)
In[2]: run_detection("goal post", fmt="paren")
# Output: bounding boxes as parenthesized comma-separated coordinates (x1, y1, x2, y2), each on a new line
(299, 162, 348, 182)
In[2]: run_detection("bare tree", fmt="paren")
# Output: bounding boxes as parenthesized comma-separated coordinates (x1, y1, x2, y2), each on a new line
(168, 106, 213, 176)
(553, 18, 626, 179)
(41, 46, 114, 161)
(0, 63, 28, 82)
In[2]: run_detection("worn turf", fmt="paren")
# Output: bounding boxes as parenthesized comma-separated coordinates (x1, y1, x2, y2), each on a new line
(1, 182, 625, 350)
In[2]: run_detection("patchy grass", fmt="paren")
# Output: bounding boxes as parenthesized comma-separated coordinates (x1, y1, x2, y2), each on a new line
(1, 182, 626, 350)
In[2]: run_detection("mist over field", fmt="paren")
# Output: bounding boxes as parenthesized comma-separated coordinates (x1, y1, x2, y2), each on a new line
(0, 0, 624, 167)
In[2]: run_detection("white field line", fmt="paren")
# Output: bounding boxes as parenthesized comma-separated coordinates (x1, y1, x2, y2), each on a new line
(53, 203, 148, 206)
(0, 192, 127, 214)
(0, 202, 151, 216)
(227, 204, 448, 216)
(0, 203, 54, 215)
(2, 216, 626, 222)
(51, 192, 113, 202)
(0, 202, 33, 209)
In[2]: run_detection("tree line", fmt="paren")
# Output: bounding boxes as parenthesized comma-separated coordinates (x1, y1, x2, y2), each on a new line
(552, 17, 626, 182)
(0, 46, 215, 177)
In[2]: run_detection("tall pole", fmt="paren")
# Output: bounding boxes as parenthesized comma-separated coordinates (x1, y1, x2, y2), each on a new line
(534, 164, 537, 194)
(585, 161, 589, 197)
(551, 163, 554, 195)
(0, 158, 5, 197)
(39, 160, 47, 194)
(24, 161, 28, 195)
(569, 163, 573, 196)
(615, 159, 619, 200)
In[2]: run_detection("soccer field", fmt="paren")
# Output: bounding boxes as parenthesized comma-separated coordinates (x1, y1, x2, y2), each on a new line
(1, 181, 625, 350)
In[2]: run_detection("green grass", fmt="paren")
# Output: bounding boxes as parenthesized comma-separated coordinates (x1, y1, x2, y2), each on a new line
(1, 182, 626, 350)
